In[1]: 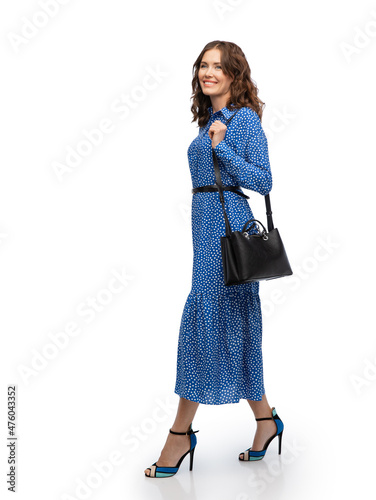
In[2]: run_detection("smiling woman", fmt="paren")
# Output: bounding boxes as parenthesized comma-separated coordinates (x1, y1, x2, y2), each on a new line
(191, 40, 266, 128)
(198, 52, 234, 103)
(144, 40, 285, 478)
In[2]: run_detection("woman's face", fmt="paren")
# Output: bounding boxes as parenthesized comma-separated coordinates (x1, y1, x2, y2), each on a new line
(198, 48, 233, 99)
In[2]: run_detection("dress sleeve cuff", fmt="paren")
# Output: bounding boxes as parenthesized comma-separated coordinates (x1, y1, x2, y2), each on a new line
(212, 140, 236, 165)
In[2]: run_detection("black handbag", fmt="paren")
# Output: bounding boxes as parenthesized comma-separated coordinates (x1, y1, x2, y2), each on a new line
(212, 110, 293, 286)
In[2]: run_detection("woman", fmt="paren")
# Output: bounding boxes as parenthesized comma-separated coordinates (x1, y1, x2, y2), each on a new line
(144, 40, 284, 478)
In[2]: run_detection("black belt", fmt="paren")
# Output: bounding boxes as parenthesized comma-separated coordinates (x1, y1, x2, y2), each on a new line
(192, 184, 249, 199)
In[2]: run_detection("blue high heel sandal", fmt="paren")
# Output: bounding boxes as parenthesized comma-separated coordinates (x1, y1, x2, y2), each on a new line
(145, 423, 199, 478)
(239, 407, 284, 461)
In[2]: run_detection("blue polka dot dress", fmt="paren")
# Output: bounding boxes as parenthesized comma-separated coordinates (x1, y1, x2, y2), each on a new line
(174, 104, 273, 405)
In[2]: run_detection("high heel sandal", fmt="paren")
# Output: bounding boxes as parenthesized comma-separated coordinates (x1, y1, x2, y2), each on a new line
(239, 407, 284, 461)
(145, 423, 199, 478)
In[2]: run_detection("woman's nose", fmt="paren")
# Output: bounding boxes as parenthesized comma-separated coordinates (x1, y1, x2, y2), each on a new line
(205, 67, 213, 77)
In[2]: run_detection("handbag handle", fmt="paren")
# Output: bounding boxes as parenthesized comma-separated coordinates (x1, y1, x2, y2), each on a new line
(211, 108, 275, 237)
(242, 218, 267, 236)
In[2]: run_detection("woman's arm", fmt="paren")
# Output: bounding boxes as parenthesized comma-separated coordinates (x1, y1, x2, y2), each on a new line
(212, 109, 272, 196)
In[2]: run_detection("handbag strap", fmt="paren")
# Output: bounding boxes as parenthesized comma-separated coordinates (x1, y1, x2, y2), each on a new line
(211, 108, 275, 236)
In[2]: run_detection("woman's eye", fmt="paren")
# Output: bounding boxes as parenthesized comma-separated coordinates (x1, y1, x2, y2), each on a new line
(200, 64, 222, 70)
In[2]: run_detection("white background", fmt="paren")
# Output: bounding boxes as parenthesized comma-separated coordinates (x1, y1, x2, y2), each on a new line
(1, 0, 375, 499)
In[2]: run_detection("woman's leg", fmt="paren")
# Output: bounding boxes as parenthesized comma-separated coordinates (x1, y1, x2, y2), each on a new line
(144, 397, 199, 475)
(239, 393, 277, 458)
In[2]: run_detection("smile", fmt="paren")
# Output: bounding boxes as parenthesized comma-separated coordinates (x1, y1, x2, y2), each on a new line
(203, 81, 217, 86)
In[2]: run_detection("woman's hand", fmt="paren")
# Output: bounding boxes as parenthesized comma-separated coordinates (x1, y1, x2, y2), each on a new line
(208, 120, 227, 148)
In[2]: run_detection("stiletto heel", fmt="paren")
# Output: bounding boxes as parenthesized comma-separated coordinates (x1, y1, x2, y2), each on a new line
(145, 423, 199, 478)
(239, 407, 284, 462)
(278, 430, 283, 455)
(189, 446, 195, 471)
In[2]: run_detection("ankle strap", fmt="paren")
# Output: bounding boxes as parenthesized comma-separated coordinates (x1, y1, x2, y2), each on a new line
(169, 425, 199, 435)
(255, 407, 278, 421)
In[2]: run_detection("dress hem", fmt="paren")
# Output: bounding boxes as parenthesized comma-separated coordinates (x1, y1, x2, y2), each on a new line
(174, 388, 265, 405)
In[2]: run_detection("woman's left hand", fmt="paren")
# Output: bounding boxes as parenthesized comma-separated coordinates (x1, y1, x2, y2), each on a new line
(208, 120, 227, 148)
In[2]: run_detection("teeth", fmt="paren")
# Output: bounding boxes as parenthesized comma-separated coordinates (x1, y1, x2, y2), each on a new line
(204, 82, 216, 86)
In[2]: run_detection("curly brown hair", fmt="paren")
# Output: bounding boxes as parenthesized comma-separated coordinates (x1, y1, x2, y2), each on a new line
(190, 40, 265, 128)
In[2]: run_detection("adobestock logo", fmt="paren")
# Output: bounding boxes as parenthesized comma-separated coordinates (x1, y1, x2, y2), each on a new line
(236, 438, 306, 498)
(60, 450, 125, 500)
(349, 354, 376, 395)
(51, 65, 168, 182)
(120, 396, 178, 452)
(17, 267, 133, 386)
(339, 10, 376, 63)
(213, 0, 245, 20)
(0, 230, 9, 246)
(263, 106, 296, 144)
(261, 235, 340, 319)
(178, 202, 191, 226)
(60, 396, 177, 499)
(7, 0, 72, 54)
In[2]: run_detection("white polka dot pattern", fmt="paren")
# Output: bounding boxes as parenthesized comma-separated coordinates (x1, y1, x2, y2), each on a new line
(174, 104, 273, 405)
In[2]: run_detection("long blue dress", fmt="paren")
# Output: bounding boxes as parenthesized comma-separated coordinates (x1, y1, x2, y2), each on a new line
(174, 104, 273, 405)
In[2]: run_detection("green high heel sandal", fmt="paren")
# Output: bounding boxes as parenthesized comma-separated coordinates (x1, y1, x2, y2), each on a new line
(239, 407, 284, 461)
(145, 423, 199, 478)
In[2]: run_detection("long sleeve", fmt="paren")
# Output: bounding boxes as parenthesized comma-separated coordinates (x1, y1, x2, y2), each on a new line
(212, 108, 272, 196)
